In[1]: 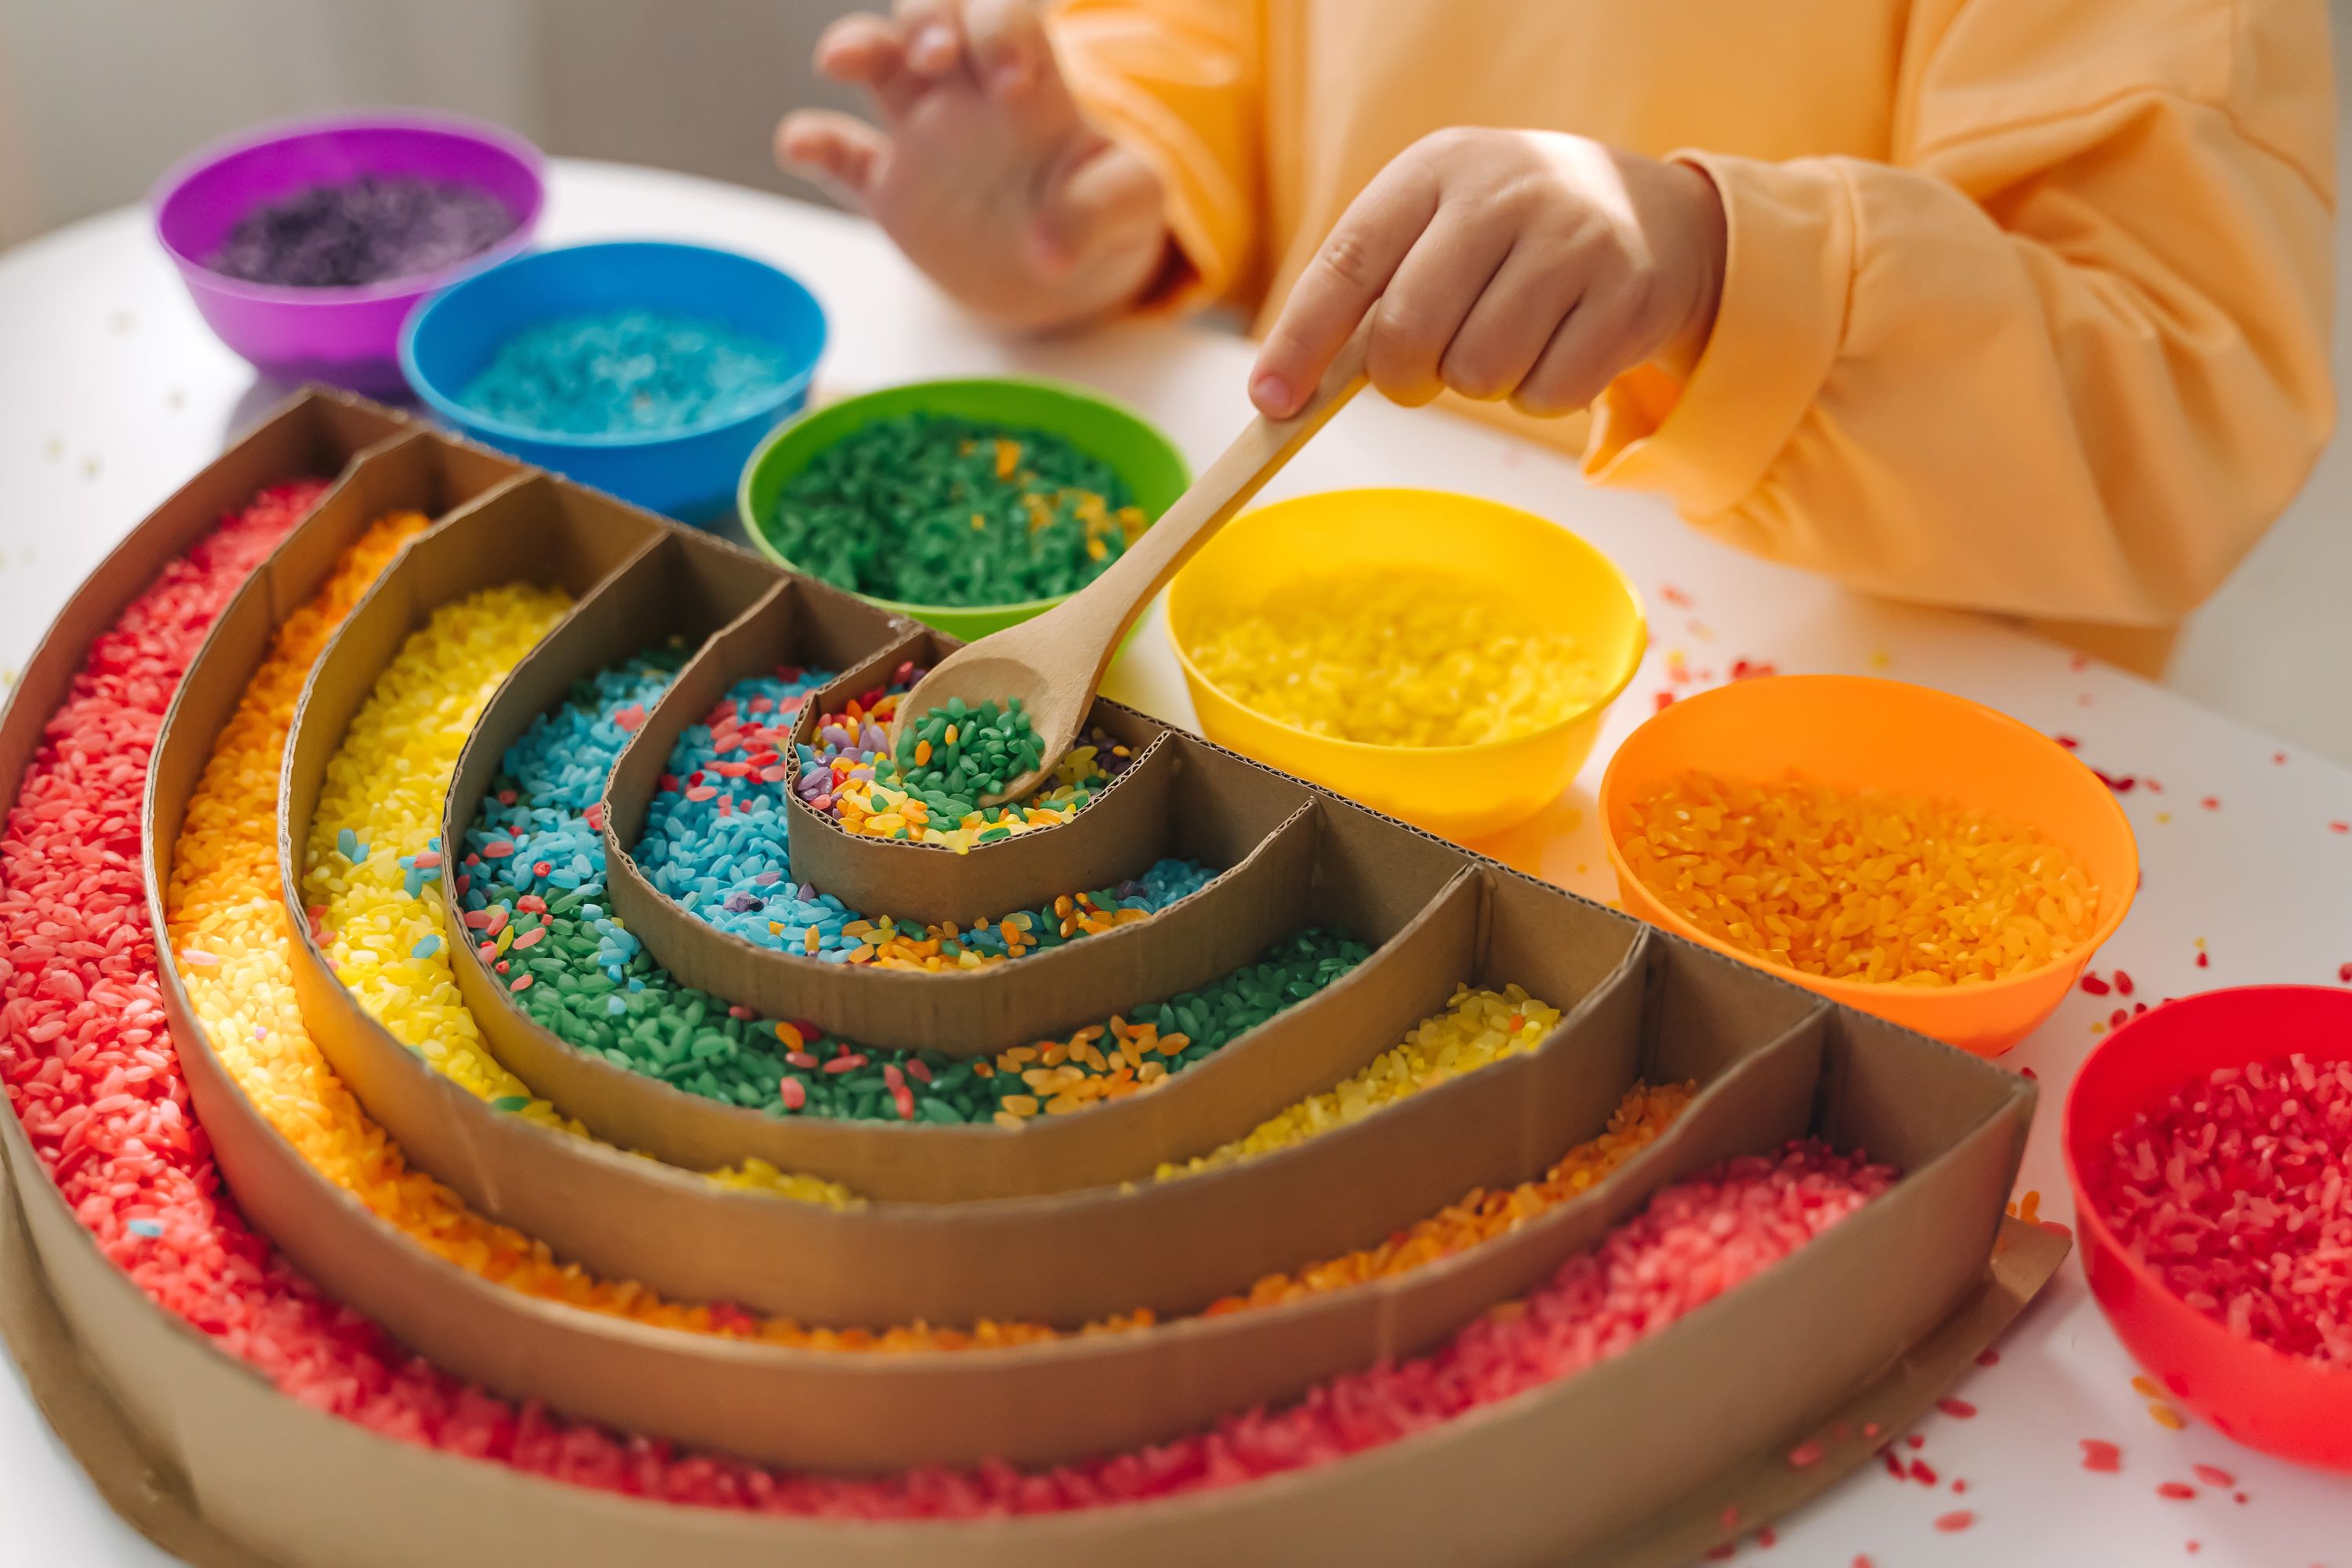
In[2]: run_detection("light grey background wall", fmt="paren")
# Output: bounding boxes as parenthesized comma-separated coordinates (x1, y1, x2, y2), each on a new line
(0, 0, 2345, 760)
(0, 0, 862, 241)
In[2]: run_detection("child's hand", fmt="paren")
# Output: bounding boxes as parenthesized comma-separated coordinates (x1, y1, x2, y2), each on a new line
(778, 0, 1172, 330)
(1250, 130, 1726, 419)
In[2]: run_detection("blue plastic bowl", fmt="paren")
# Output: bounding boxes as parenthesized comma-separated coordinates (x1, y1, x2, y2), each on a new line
(400, 240, 826, 522)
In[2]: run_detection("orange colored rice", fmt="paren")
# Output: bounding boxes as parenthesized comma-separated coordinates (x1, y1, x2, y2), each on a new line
(1203, 1080, 1693, 1312)
(1617, 771, 2097, 987)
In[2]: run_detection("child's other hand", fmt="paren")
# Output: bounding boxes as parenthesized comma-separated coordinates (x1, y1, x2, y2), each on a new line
(1249, 130, 1726, 419)
(778, 0, 1171, 330)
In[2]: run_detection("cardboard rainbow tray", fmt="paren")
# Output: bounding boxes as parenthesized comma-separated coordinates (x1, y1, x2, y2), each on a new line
(0, 389, 2067, 1568)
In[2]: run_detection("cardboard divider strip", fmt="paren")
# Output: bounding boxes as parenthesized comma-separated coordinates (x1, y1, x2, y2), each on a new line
(0, 390, 2063, 1561)
(768, 628, 1179, 927)
(598, 587, 1310, 1057)
(445, 531, 795, 771)
(254, 425, 532, 629)
(496, 768, 1475, 1209)
(1367, 946, 1831, 1363)
(148, 435, 533, 819)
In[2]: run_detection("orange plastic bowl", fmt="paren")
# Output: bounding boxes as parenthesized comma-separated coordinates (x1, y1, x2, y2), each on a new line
(2063, 985, 2352, 1471)
(1599, 674, 2136, 1056)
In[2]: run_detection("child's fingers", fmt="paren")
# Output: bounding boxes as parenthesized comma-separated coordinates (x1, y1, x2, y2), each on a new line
(1361, 208, 1515, 407)
(1250, 169, 1438, 418)
(1437, 241, 1588, 401)
(814, 14, 921, 118)
(814, 13, 904, 85)
(1029, 140, 1163, 278)
(775, 112, 890, 209)
(895, 0, 970, 78)
(965, 0, 1058, 103)
(967, 0, 1085, 150)
(1509, 285, 1638, 419)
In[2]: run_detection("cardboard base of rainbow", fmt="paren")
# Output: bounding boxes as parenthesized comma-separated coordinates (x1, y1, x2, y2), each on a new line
(0, 389, 2062, 1568)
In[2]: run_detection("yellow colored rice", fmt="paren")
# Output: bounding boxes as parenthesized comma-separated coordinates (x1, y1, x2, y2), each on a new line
(1187, 566, 1602, 747)
(1157, 984, 1562, 1178)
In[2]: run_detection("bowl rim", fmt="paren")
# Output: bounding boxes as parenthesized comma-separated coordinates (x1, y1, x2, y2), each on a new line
(1163, 486, 1650, 759)
(149, 107, 547, 307)
(1597, 671, 2140, 1001)
(735, 373, 1194, 619)
(397, 239, 829, 451)
(2060, 984, 2352, 1390)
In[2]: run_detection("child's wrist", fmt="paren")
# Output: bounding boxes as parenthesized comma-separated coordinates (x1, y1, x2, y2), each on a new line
(1651, 158, 1727, 383)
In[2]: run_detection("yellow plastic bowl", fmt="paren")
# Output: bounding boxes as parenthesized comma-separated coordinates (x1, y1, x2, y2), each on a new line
(1167, 488, 1646, 841)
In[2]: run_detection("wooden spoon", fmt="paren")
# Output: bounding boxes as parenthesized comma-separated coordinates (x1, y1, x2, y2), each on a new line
(893, 323, 1374, 807)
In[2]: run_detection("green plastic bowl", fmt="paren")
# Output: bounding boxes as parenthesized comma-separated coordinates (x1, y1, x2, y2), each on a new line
(737, 376, 1192, 641)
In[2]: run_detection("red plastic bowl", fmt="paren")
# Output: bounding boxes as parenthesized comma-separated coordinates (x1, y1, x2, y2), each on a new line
(2063, 985, 2352, 1471)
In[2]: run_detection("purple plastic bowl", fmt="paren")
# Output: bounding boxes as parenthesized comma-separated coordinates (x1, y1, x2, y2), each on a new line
(152, 111, 545, 396)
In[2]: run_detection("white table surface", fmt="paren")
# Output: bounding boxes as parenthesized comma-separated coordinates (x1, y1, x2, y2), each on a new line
(1, 158, 2347, 1568)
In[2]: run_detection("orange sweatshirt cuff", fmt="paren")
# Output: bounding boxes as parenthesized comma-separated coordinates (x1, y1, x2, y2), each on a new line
(1058, 59, 1237, 318)
(1584, 152, 1857, 517)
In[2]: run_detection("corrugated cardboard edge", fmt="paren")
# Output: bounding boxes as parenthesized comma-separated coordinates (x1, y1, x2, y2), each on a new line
(460, 774, 1531, 1208)
(595, 580, 1327, 1058)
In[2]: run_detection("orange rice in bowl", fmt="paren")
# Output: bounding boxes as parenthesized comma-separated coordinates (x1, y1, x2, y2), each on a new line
(1616, 771, 2099, 988)
(1600, 674, 2136, 1056)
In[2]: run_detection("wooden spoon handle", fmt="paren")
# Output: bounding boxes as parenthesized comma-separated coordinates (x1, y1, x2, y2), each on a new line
(1054, 318, 1375, 682)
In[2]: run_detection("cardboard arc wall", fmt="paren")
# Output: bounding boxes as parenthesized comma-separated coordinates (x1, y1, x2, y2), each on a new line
(0, 390, 2067, 1566)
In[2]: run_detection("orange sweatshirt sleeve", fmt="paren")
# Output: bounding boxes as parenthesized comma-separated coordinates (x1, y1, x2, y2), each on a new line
(1047, 0, 1261, 312)
(1585, 0, 2336, 625)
